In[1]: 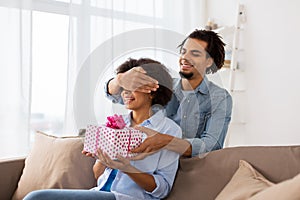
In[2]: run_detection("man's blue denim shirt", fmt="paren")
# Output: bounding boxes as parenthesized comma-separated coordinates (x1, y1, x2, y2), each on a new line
(105, 76, 232, 157)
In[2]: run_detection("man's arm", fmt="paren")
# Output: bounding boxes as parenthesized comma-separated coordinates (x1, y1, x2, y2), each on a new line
(107, 74, 123, 95)
(187, 93, 233, 156)
(131, 93, 233, 158)
(131, 126, 192, 158)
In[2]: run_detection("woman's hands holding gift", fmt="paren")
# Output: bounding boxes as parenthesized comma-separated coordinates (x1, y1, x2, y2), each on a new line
(82, 150, 94, 158)
(96, 148, 157, 192)
(96, 148, 137, 173)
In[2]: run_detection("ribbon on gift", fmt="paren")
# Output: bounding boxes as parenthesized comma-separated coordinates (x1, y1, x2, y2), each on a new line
(127, 129, 132, 154)
(106, 114, 126, 129)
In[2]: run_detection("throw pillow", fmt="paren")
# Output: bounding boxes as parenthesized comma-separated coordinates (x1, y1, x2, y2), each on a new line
(249, 173, 300, 200)
(12, 131, 96, 200)
(215, 160, 274, 200)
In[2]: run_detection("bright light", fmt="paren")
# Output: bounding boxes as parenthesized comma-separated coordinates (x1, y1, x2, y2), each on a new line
(31, 11, 69, 135)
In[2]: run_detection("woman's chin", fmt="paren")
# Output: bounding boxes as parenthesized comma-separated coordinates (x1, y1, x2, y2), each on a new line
(125, 104, 134, 110)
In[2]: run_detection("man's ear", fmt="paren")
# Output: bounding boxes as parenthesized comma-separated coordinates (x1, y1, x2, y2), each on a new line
(206, 57, 214, 68)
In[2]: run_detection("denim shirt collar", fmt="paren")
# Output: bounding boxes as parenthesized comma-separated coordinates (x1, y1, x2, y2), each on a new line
(197, 76, 209, 94)
(173, 76, 209, 101)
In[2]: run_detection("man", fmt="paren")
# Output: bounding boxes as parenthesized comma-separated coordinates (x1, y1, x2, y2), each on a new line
(105, 29, 232, 158)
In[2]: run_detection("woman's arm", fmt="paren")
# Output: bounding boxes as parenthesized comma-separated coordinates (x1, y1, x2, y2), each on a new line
(82, 150, 106, 180)
(93, 160, 106, 180)
(122, 165, 156, 192)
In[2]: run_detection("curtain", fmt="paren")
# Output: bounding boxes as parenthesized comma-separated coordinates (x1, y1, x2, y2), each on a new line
(0, 0, 32, 158)
(0, 0, 206, 159)
(65, 0, 207, 133)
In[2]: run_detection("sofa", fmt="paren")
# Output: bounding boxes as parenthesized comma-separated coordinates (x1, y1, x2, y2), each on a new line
(1, 132, 300, 200)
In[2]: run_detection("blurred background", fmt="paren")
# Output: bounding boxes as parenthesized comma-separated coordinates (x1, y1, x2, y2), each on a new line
(1, 0, 300, 159)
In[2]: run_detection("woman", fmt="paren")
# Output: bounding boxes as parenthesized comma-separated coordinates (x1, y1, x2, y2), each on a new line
(24, 58, 182, 200)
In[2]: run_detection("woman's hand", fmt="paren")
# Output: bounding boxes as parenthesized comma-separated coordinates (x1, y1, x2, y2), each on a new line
(96, 149, 136, 173)
(82, 150, 95, 158)
(96, 149, 157, 192)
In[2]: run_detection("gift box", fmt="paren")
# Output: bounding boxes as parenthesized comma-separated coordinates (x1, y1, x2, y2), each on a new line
(83, 124, 144, 160)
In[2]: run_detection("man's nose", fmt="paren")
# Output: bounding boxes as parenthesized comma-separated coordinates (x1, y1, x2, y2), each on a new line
(181, 53, 190, 62)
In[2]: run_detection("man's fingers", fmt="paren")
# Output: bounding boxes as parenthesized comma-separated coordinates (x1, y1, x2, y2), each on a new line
(139, 73, 158, 84)
(134, 84, 159, 93)
(130, 139, 154, 153)
(119, 66, 159, 93)
(134, 67, 158, 83)
(131, 142, 147, 153)
(132, 68, 159, 87)
(132, 76, 159, 89)
(121, 77, 158, 93)
(133, 66, 146, 73)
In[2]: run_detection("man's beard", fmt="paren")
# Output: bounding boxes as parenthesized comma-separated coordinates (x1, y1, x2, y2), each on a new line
(179, 71, 194, 79)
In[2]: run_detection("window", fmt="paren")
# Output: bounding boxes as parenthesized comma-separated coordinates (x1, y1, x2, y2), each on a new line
(31, 11, 69, 137)
(0, 0, 188, 159)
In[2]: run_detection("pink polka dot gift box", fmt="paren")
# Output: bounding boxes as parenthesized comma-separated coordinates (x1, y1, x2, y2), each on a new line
(83, 115, 144, 159)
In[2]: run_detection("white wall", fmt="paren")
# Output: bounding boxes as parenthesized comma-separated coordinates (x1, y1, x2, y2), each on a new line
(207, 0, 300, 146)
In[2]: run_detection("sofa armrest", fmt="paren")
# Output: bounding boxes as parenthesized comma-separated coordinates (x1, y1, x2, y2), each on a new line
(0, 157, 25, 200)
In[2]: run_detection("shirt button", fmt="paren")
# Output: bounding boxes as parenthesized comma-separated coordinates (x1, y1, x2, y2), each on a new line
(183, 115, 186, 118)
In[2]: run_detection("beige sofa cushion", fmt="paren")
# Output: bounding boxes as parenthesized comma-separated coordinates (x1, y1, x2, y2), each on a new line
(249, 173, 300, 200)
(165, 145, 300, 200)
(215, 160, 274, 200)
(12, 131, 96, 200)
